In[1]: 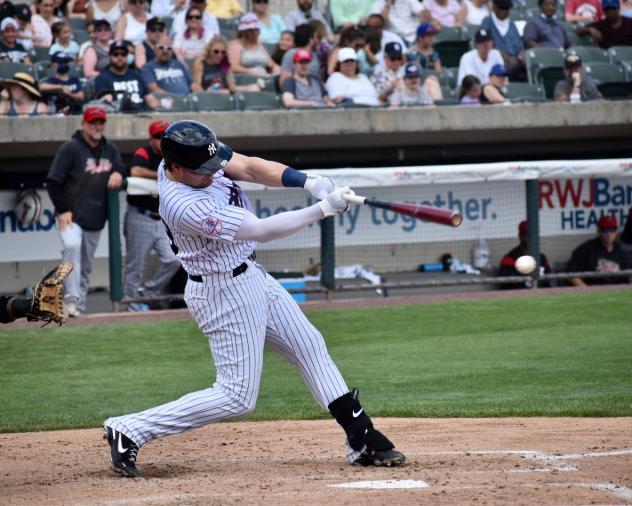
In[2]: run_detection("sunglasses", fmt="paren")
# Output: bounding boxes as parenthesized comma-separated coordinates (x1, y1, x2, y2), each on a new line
(253, 0, 269, 3)
(600, 227, 617, 233)
(157, 45, 173, 51)
(212, 49, 227, 54)
(111, 51, 128, 57)
(187, 14, 202, 19)
(148, 27, 164, 33)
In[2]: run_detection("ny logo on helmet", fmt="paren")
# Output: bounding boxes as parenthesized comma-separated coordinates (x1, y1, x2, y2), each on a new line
(208, 143, 217, 156)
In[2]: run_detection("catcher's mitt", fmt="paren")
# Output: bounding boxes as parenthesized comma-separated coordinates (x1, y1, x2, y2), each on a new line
(27, 262, 74, 326)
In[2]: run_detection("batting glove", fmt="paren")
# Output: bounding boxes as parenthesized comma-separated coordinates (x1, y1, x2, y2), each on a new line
(317, 187, 355, 217)
(304, 175, 335, 200)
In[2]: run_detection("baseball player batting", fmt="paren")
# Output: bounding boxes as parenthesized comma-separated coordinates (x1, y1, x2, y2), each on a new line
(103, 120, 405, 477)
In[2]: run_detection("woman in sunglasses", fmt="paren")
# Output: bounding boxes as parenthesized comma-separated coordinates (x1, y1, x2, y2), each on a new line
(227, 12, 279, 78)
(173, 6, 210, 61)
(192, 34, 261, 93)
(115, 0, 150, 44)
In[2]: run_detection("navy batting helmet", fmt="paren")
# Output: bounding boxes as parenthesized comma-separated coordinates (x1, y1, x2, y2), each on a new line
(161, 120, 233, 175)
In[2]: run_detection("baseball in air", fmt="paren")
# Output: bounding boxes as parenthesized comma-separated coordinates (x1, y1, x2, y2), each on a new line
(515, 255, 537, 275)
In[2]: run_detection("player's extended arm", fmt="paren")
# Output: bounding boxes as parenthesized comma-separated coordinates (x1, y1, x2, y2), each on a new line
(224, 152, 335, 199)
(235, 187, 352, 243)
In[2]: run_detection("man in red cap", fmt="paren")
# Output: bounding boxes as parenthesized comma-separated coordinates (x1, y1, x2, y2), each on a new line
(566, 214, 629, 286)
(498, 220, 552, 288)
(46, 106, 127, 316)
(123, 119, 180, 311)
(281, 48, 332, 108)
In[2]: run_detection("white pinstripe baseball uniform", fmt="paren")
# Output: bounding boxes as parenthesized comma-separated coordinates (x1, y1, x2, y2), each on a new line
(104, 162, 349, 447)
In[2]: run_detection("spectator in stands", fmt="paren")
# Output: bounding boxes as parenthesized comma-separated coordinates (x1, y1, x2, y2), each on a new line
(170, 0, 219, 41)
(141, 35, 201, 94)
(457, 28, 503, 90)
(371, 0, 424, 43)
(95, 40, 159, 110)
(458, 74, 482, 104)
(124, 119, 181, 312)
(523, 0, 572, 49)
(78, 19, 98, 63)
(280, 23, 319, 84)
(462, 0, 491, 26)
(309, 19, 332, 80)
(371, 40, 405, 103)
(327, 25, 367, 76)
(0, 18, 32, 64)
(554, 53, 602, 101)
(358, 25, 381, 76)
(192, 35, 261, 92)
(480, 63, 508, 103)
(620, 208, 632, 264)
(408, 23, 442, 73)
(253, 0, 286, 45)
(499, 220, 553, 289)
(285, 0, 331, 35)
(0, 71, 48, 116)
(270, 29, 293, 65)
(227, 12, 278, 77)
(566, 0, 604, 22)
(174, 5, 213, 61)
(281, 48, 332, 108)
(52, 0, 72, 19)
(150, 0, 186, 18)
(205, 0, 242, 19)
(365, 13, 406, 57)
(87, 0, 123, 28)
(40, 51, 85, 114)
(46, 106, 126, 316)
(421, 0, 465, 29)
(480, 0, 526, 82)
(31, 0, 61, 47)
(325, 47, 381, 106)
(50, 20, 80, 59)
(330, 0, 374, 29)
(566, 214, 629, 286)
(82, 18, 112, 77)
(135, 17, 166, 69)
(576, 0, 632, 48)
(389, 62, 433, 106)
(14, 4, 34, 51)
(115, 0, 150, 44)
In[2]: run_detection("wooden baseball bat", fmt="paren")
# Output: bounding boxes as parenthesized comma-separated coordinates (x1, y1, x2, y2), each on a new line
(342, 194, 463, 227)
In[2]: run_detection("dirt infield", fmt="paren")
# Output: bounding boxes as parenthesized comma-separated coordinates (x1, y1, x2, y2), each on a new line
(2, 418, 631, 505)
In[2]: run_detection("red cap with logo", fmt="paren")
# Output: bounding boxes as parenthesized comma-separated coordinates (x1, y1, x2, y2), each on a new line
(83, 105, 107, 123)
(149, 119, 171, 138)
(293, 49, 312, 63)
(598, 215, 618, 230)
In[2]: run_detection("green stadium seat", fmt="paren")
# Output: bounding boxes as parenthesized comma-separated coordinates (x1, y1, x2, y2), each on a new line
(525, 47, 564, 85)
(583, 62, 630, 99)
(0, 62, 34, 80)
(218, 17, 239, 39)
(234, 74, 276, 92)
(152, 92, 191, 112)
(161, 16, 174, 32)
(235, 91, 281, 110)
(440, 85, 456, 98)
(434, 27, 470, 68)
(566, 30, 598, 47)
(503, 82, 547, 102)
(442, 66, 459, 89)
(190, 91, 237, 111)
(263, 42, 277, 56)
(68, 18, 87, 30)
(608, 46, 632, 79)
(566, 46, 609, 63)
(30, 46, 51, 62)
(72, 29, 91, 45)
(434, 97, 459, 106)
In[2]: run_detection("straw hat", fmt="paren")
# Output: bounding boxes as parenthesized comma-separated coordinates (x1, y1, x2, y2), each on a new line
(2, 72, 41, 99)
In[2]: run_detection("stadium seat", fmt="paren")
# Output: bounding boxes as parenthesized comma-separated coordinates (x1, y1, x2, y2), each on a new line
(442, 66, 459, 89)
(161, 16, 174, 33)
(263, 42, 277, 56)
(30, 46, 51, 62)
(434, 27, 470, 68)
(440, 85, 456, 98)
(72, 29, 91, 45)
(503, 82, 546, 102)
(190, 91, 237, 111)
(234, 74, 276, 92)
(526, 47, 564, 85)
(565, 30, 598, 47)
(608, 46, 632, 79)
(218, 17, 239, 39)
(0, 62, 34, 80)
(153, 92, 191, 112)
(68, 18, 87, 30)
(509, 9, 527, 22)
(434, 97, 459, 106)
(235, 91, 281, 110)
(566, 46, 609, 63)
(583, 62, 631, 99)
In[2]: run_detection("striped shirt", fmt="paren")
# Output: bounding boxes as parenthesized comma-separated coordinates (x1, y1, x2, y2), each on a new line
(157, 161, 256, 275)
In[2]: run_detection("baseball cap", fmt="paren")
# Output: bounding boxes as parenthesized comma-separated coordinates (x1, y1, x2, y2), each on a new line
(384, 41, 403, 58)
(14, 4, 32, 22)
(149, 119, 171, 138)
(598, 215, 618, 230)
(238, 12, 260, 31)
(416, 23, 437, 38)
(564, 53, 582, 67)
(109, 40, 129, 55)
(475, 28, 493, 43)
(292, 48, 312, 63)
(1, 17, 19, 31)
(83, 105, 107, 123)
(519, 220, 527, 234)
(146, 17, 166, 30)
(602, 0, 620, 8)
(493, 0, 513, 9)
(51, 51, 74, 64)
(338, 47, 358, 62)
(490, 63, 509, 76)
(404, 62, 421, 78)
(94, 19, 112, 31)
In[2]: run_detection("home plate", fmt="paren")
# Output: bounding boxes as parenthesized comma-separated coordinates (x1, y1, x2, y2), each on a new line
(329, 480, 430, 489)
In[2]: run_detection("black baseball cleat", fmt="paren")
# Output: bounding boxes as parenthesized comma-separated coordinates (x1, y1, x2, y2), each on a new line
(103, 426, 140, 477)
(354, 448, 406, 467)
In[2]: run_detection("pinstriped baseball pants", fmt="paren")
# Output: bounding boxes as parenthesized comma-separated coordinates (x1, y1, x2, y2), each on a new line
(105, 260, 349, 446)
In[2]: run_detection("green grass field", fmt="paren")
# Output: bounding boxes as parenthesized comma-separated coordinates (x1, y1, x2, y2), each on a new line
(1, 290, 631, 433)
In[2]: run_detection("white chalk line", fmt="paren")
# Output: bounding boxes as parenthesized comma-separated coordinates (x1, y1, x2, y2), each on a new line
(329, 479, 430, 489)
(410, 447, 632, 463)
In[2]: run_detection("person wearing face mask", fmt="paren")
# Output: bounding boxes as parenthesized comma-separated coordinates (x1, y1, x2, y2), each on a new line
(40, 51, 85, 114)
(523, 0, 573, 49)
(45, 105, 126, 316)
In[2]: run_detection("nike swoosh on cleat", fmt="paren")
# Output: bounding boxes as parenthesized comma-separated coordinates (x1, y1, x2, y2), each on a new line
(352, 408, 363, 418)
(116, 432, 128, 453)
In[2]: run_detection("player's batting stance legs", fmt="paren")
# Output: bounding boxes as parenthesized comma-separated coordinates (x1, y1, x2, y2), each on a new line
(103, 120, 405, 477)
